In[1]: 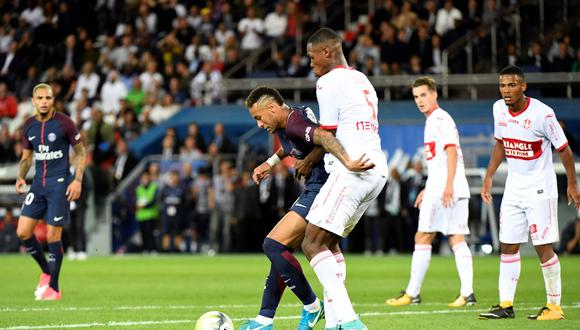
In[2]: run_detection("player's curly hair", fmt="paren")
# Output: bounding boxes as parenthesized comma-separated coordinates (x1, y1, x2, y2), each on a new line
(245, 86, 285, 109)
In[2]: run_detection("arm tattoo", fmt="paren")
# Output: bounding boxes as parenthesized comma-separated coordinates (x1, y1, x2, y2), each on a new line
(313, 128, 351, 165)
(18, 154, 32, 180)
(72, 143, 87, 182)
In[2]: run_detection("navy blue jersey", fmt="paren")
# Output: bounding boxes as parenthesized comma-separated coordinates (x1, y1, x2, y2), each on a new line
(21, 112, 81, 187)
(277, 106, 327, 185)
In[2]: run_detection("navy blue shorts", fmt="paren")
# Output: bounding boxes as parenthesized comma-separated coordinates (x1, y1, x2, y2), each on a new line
(289, 183, 324, 219)
(20, 177, 71, 226)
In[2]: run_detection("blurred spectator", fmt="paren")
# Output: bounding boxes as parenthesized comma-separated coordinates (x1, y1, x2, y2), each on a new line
(126, 77, 146, 116)
(191, 61, 222, 106)
(435, 0, 462, 36)
(0, 209, 19, 252)
(112, 139, 138, 187)
(135, 171, 159, 253)
(549, 40, 574, 72)
(160, 170, 186, 252)
(0, 41, 20, 88)
(73, 62, 100, 101)
(134, 3, 157, 35)
(0, 122, 16, 163)
(238, 6, 264, 53)
(16, 65, 40, 100)
(363, 192, 385, 255)
(116, 105, 140, 142)
(149, 93, 179, 124)
(264, 2, 287, 42)
(0, 82, 17, 121)
(139, 60, 164, 94)
(558, 120, 578, 154)
(286, 53, 308, 77)
(210, 122, 235, 154)
(231, 169, 261, 252)
(525, 41, 549, 72)
(65, 164, 91, 261)
(192, 166, 212, 253)
(20, 0, 44, 28)
(572, 49, 580, 72)
(86, 108, 115, 167)
(209, 160, 235, 253)
(100, 70, 128, 122)
(215, 21, 235, 46)
(429, 34, 444, 74)
(167, 77, 188, 105)
(110, 34, 137, 69)
(559, 212, 580, 255)
(180, 135, 204, 162)
(187, 122, 207, 153)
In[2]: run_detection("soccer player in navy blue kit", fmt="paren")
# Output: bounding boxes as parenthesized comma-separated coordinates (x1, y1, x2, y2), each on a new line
(239, 86, 374, 330)
(16, 83, 86, 301)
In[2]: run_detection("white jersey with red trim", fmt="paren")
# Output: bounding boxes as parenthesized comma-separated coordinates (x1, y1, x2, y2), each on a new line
(424, 108, 470, 198)
(493, 97, 568, 201)
(315, 66, 388, 175)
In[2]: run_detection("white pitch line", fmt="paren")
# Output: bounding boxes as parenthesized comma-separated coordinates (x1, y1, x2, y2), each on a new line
(3, 301, 576, 313)
(1, 305, 579, 330)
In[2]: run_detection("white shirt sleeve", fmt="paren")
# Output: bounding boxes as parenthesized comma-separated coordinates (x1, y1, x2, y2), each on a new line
(493, 105, 502, 140)
(542, 108, 568, 150)
(316, 77, 339, 129)
(439, 114, 459, 148)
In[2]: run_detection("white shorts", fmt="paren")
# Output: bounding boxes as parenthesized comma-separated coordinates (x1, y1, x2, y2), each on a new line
(306, 169, 387, 237)
(417, 195, 470, 235)
(499, 198, 559, 245)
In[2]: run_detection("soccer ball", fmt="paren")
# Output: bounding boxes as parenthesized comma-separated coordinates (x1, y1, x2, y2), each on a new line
(195, 311, 234, 330)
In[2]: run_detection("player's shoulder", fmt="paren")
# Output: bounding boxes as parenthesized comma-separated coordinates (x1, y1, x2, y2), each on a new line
(22, 115, 36, 129)
(290, 105, 318, 125)
(492, 99, 506, 112)
(527, 97, 554, 116)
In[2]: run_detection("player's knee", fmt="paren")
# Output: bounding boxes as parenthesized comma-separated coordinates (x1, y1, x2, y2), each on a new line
(16, 227, 32, 241)
(263, 237, 285, 255)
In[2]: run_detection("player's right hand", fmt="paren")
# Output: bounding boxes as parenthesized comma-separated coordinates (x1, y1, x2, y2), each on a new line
(414, 189, 425, 209)
(15, 177, 27, 194)
(481, 177, 493, 204)
(345, 154, 375, 172)
(252, 162, 272, 184)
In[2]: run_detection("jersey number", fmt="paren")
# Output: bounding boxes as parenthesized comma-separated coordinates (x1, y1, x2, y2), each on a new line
(24, 192, 35, 205)
(363, 90, 377, 121)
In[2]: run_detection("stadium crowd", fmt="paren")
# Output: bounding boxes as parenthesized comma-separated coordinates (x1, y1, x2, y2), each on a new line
(1, 0, 580, 255)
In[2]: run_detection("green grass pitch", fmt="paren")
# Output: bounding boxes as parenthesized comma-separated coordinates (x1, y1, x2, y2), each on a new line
(0, 254, 578, 329)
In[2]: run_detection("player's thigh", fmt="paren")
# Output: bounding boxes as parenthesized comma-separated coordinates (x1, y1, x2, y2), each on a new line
(524, 198, 559, 245)
(307, 171, 385, 237)
(417, 194, 442, 233)
(20, 188, 46, 220)
(45, 184, 70, 227)
(446, 198, 470, 235)
(268, 211, 307, 248)
(499, 199, 528, 244)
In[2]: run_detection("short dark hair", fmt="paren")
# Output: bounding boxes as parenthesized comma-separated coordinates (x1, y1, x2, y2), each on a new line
(499, 65, 525, 80)
(412, 76, 437, 91)
(245, 86, 284, 109)
(308, 27, 341, 46)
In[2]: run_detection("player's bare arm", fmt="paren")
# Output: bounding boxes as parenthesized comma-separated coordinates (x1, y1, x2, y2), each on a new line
(481, 140, 505, 203)
(557, 145, 580, 210)
(294, 146, 325, 180)
(414, 189, 425, 208)
(253, 147, 287, 184)
(15, 149, 33, 194)
(312, 127, 375, 172)
(66, 143, 86, 201)
(443, 145, 458, 208)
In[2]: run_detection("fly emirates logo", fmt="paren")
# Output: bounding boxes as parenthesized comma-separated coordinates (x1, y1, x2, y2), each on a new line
(35, 144, 64, 160)
(503, 138, 542, 160)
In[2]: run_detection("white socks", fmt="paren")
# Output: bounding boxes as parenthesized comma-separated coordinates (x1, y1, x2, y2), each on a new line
(541, 254, 561, 305)
(323, 252, 346, 327)
(452, 241, 474, 297)
(335, 252, 346, 284)
(311, 250, 356, 326)
(405, 244, 432, 297)
(499, 252, 520, 304)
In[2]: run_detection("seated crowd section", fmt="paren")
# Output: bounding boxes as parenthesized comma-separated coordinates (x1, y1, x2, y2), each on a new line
(1, 0, 580, 255)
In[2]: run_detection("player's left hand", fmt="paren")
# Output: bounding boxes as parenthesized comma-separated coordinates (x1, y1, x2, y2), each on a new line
(345, 154, 375, 172)
(442, 184, 454, 208)
(294, 159, 313, 180)
(66, 180, 82, 201)
(567, 183, 580, 210)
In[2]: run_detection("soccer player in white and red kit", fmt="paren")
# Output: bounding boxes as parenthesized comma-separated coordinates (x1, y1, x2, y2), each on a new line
(303, 28, 389, 330)
(386, 77, 476, 308)
(479, 66, 579, 321)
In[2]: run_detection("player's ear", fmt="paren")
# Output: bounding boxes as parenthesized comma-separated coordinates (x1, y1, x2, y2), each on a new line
(521, 81, 527, 92)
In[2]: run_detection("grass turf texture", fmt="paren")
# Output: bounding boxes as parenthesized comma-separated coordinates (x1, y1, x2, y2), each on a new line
(0, 254, 578, 329)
